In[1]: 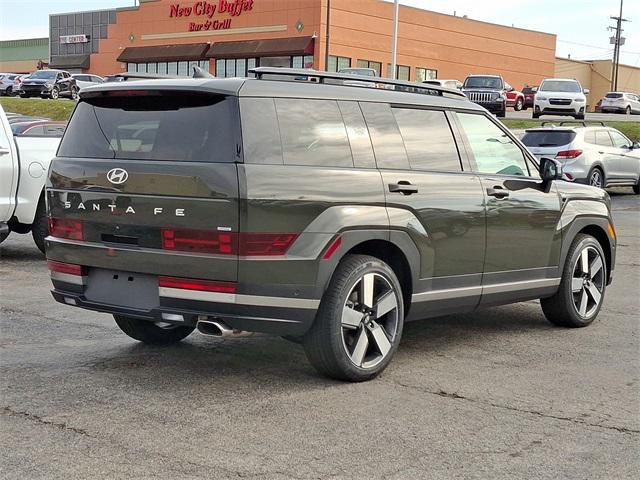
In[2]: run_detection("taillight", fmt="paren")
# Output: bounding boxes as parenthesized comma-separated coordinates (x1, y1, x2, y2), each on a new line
(48, 217, 84, 240)
(159, 276, 236, 293)
(161, 229, 297, 256)
(48, 260, 85, 276)
(555, 150, 583, 159)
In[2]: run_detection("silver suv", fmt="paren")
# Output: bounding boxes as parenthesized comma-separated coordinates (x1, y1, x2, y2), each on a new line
(600, 92, 640, 115)
(522, 124, 640, 192)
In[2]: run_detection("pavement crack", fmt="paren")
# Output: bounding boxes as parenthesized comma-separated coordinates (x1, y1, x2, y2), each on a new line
(2, 406, 91, 437)
(388, 381, 640, 435)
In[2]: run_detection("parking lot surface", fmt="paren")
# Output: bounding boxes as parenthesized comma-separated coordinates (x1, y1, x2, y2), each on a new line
(506, 110, 639, 123)
(1, 190, 638, 479)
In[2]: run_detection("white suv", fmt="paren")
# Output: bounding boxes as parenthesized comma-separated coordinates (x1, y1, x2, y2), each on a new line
(533, 78, 588, 119)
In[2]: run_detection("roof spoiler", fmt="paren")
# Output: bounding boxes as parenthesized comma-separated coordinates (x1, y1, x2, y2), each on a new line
(248, 67, 467, 99)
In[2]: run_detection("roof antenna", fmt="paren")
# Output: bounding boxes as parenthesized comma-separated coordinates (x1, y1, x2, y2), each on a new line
(192, 65, 214, 78)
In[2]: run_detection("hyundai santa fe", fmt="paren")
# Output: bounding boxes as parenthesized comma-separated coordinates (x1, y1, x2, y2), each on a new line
(45, 67, 617, 381)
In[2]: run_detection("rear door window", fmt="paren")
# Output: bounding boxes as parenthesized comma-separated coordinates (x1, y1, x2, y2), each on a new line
(595, 130, 613, 147)
(274, 98, 353, 168)
(58, 93, 238, 162)
(521, 131, 576, 147)
(392, 107, 461, 171)
(609, 130, 631, 148)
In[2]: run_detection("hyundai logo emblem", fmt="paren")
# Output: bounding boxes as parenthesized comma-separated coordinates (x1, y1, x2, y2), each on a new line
(106, 168, 129, 185)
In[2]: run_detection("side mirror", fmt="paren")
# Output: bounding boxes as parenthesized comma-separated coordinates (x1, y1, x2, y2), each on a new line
(532, 87, 538, 93)
(583, 88, 590, 95)
(632, 142, 640, 149)
(540, 157, 563, 183)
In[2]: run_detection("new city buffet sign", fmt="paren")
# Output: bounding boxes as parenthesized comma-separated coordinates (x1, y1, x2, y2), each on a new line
(169, 0, 254, 32)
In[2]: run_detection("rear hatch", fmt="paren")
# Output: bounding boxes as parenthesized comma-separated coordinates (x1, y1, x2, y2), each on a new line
(47, 89, 241, 282)
(521, 129, 577, 160)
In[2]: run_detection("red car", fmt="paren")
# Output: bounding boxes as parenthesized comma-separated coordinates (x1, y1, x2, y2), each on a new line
(505, 83, 526, 110)
(522, 86, 537, 109)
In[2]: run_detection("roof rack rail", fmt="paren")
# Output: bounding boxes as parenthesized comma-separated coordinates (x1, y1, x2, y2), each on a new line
(108, 72, 180, 81)
(540, 121, 557, 127)
(248, 67, 467, 99)
(558, 121, 607, 127)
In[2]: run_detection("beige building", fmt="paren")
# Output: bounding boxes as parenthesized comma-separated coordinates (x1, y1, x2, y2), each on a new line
(555, 57, 640, 112)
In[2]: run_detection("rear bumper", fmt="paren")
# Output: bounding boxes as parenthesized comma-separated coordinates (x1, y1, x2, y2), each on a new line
(601, 107, 627, 113)
(50, 275, 318, 336)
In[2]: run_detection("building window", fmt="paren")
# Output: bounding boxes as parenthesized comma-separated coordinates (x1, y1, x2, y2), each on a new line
(386, 64, 410, 81)
(215, 58, 257, 78)
(356, 59, 382, 76)
(327, 55, 351, 72)
(126, 60, 208, 76)
(291, 55, 314, 69)
(415, 67, 437, 82)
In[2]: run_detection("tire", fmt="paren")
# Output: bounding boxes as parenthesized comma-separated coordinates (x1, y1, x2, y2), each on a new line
(0, 232, 8, 244)
(113, 315, 195, 345)
(541, 234, 607, 327)
(625, 105, 631, 115)
(302, 254, 404, 382)
(497, 108, 506, 118)
(31, 197, 48, 255)
(588, 167, 604, 189)
(514, 98, 523, 111)
(71, 87, 79, 100)
(633, 179, 639, 195)
(576, 113, 585, 120)
(20, 94, 28, 98)
(50, 87, 59, 99)
(5, 86, 12, 96)
(532, 112, 540, 119)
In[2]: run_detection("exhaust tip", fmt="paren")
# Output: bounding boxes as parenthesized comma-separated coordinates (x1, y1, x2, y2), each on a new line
(196, 320, 224, 337)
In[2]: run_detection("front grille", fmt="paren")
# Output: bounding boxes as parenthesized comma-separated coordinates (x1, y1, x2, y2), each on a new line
(550, 98, 572, 105)
(467, 92, 495, 103)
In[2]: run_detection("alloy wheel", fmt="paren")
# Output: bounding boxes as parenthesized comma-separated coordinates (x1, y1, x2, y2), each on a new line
(571, 246, 605, 318)
(589, 170, 602, 188)
(51, 88, 59, 99)
(341, 272, 399, 369)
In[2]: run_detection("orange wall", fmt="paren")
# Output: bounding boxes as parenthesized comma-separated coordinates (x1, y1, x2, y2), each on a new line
(89, 0, 556, 89)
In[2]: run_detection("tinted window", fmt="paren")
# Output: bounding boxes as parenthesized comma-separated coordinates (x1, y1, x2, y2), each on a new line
(275, 98, 352, 168)
(240, 97, 283, 165)
(595, 130, 613, 147)
(458, 113, 528, 176)
(58, 93, 237, 162)
(23, 125, 45, 136)
(392, 108, 461, 171)
(609, 130, 630, 148)
(29, 70, 56, 80)
(605, 92, 623, 99)
(521, 131, 576, 147)
(360, 102, 409, 169)
(337, 101, 376, 168)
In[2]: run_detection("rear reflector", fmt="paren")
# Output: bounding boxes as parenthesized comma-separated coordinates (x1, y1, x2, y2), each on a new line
(555, 149, 583, 159)
(48, 217, 83, 241)
(48, 260, 85, 276)
(161, 229, 297, 256)
(322, 236, 342, 260)
(159, 276, 237, 294)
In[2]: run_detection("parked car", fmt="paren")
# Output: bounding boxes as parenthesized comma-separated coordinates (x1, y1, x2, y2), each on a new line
(599, 92, 640, 115)
(7, 115, 48, 124)
(521, 124, 639, 192)
(505, 84, 526, 111)
(11, 120, 66, 137)
(44, 67, 617, 382)
(0, 104, 62, 252)
(522, 86, 537, 109)
(423, 79, 462, 90)
(533, 78, 588, 119)
(18, 69, 78, 100)
(71, 74, 105, 90)
(594, 98, 603, 113)
(0, 73, 20, 96)
(461, 74, 507, 117)
(338, 68, 376, 77)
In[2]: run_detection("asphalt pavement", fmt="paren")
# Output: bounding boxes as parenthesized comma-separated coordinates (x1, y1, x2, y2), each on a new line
(1, 189, 638, 479)
(506, 110, 640, 123)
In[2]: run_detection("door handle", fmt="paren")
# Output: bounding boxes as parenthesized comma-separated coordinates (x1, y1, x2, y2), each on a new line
(388, 181, 418, 195)
(598, 151, 605, 154)
(0, 148, 10, 156)
(486, 185, 510, 199)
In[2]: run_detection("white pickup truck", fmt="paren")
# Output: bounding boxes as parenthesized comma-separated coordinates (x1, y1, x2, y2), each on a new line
(0, 104, 61, 253)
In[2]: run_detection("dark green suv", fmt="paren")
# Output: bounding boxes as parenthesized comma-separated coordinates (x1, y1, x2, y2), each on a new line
(46, 68, 616, 381)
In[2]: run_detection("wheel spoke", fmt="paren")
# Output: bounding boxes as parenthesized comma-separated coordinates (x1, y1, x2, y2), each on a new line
(578, 288, 588, 316)
(374, 291, 397, 319)
(361, 273, 375, 308)
(350, 327, 369, 366)
(589, 256, 603, 279)
(368, 321, 391, 356)
(586, 283, 602, 305)
(571, 277, 583, 293)
(580, 249, 589, 274)
(342, 306, 364, 329)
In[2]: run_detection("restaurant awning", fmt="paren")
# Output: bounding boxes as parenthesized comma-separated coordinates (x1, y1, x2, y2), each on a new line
(49, 54, 90, 69)
(116, 43, 210, 63)
(206, 36, 314, 59)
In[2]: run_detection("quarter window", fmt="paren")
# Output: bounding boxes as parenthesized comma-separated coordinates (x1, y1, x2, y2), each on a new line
(392, 108, 461, 171)
(240, 98, 283, 165)
(337, 101, 376, 168)
(360, 102, 409, 170)
(457, 113, 528, 176)
(274, 98, 353, 168)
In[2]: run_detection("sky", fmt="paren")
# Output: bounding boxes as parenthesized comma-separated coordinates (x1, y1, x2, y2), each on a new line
(0, 0, 638, 66)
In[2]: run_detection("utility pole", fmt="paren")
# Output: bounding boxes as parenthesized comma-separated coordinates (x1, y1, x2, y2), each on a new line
(609, 0, 629, 91)
(325, 0, 331, 71)
(390, 0, 399, 79)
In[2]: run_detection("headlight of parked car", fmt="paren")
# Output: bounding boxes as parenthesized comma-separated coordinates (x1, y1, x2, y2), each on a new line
(536, 96, 547, 101)
(574, 98, 585, 102)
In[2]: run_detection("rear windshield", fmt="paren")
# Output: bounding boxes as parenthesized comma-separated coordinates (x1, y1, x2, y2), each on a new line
(58, 93, 236, 162)
(521, 131, 576, 147)
(605, 92, 623, 98)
